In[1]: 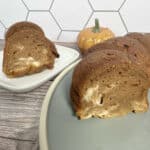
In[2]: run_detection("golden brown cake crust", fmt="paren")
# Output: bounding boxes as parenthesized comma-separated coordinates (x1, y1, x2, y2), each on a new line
(86, 36, 150, 78)
(126, 32, 150, 55)
(46, 38, 59, 57)
(5, 21, 44, 39)
(71, 49, 150, 119)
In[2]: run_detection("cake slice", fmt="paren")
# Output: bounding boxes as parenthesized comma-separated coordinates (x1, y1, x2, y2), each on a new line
(3, 22, 59, 77)
(71, 50, 150, 119)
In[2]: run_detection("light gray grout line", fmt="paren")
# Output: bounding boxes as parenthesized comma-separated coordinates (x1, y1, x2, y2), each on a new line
(57, 30, 62, 40)
(0, 21, 7, 29)
(49, 0, 55, 10)
(83, 11, 94, 28)
(118, 12, 128, 33)
(94, 10, 118, 12)
(118, 0, 127, 11)
(21, 0, 29, 11)
(49, 11, 62, 30)
(29, 10, 49, 12)
(25, 11, 30, 21)
(88, 0, 94, 11)
(88, 0, 119, 12)
(61, 29, 80, 32)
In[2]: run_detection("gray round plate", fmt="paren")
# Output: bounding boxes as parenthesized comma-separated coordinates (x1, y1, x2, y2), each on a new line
(40, 60, 150, 150)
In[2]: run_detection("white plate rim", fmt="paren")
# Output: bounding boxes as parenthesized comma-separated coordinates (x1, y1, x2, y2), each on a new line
(39, 59, 81, 150)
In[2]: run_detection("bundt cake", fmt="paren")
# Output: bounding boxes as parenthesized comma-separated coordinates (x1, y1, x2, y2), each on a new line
(70, 45, 150, 119)
(3, 22, 59, 77)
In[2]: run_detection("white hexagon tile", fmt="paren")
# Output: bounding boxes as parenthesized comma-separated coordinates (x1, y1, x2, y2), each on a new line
(89, 0, 124, 11)
(27, 12, 60, 40)
(86, 12, 127, 36)
(23, 0, 53, 10)
(0, 0, 27, 28)
(51, 0, 92, 30)
(120, 0, 150, 32)
(0, 0, 150, 42)
(58, 31, 79, 42)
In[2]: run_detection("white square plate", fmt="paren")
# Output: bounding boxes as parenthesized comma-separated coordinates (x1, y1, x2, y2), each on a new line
(0, 45, 79, 92)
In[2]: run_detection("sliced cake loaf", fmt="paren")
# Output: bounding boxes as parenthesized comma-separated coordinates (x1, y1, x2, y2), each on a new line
(87, 36, 150, 78)
(71, 50, 150, 119)
(3, 22, 59, 77)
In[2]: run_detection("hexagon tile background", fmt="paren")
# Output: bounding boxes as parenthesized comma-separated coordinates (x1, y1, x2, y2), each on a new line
(0, 0, 150, 42)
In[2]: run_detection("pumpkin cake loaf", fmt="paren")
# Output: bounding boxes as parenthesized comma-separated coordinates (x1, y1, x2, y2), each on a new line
(70, 50, 150, 119)
(86, 36, 150, 78)
(3, 22, 59, 77)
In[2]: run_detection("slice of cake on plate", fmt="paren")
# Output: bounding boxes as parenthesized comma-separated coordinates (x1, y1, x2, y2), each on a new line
(3, 22, 59, 77)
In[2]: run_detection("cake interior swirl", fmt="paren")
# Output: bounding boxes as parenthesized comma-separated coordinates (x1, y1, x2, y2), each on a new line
(71, 33, 150, 119)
